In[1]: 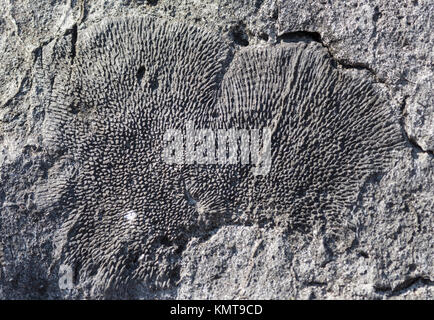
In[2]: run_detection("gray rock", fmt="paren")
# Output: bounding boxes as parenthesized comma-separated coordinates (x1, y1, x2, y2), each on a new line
(0, 0, 432, 299)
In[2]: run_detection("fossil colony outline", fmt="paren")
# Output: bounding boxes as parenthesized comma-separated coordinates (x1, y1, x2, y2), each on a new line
(41, 16, 403, 297)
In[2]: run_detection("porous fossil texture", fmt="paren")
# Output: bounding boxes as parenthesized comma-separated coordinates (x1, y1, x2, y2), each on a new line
(41, 16, 403, 298)
(44, 17, 231, 298)
(216, 46, 403, 232)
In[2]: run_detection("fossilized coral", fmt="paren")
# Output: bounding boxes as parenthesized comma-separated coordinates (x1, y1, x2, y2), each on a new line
(46, 16, 231, 297)
(217, 46, 403, 231)
(44, 16, 402, 297)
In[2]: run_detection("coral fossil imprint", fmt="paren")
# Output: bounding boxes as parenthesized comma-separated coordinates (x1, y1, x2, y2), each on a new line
(43, 16, 402, 295)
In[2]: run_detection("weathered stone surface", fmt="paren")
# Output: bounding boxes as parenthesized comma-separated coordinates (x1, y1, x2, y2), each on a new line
(178, 150, 433, 300)
(0, 0, 432, 299)
(270, 0, 434, 152)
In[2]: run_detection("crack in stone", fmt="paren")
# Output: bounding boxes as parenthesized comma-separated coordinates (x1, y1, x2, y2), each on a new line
(375, 276, 434, 297)
(400, 95, 434, 156)
(275, 30, 432, 157)
(276, 31, 384, 82)
(65, 24, 78, 64)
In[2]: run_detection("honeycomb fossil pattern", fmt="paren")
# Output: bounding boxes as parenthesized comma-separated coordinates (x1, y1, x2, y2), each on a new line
(216, 46, 403, 230)
(47, 17, 231, 297)
(45, 16, 402, 297)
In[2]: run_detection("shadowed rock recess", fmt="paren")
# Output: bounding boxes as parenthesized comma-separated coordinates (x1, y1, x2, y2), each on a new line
(42, 16, 402, 298)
